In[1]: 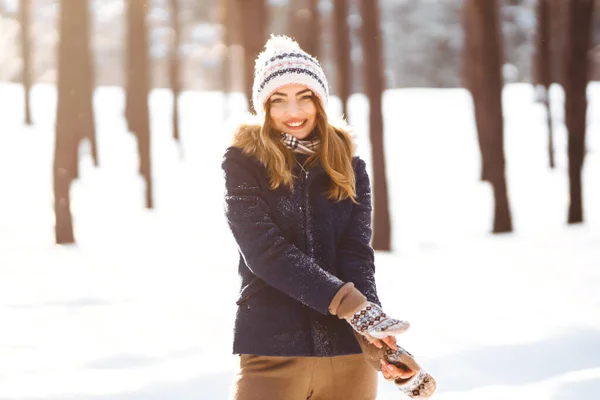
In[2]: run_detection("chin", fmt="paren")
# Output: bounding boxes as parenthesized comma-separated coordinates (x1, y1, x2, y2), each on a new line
(289, 131, 312, 140)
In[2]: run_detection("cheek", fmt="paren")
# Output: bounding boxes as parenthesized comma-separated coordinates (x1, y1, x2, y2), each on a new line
(307, 105, 317, 126)
(269, 109, 284, 127)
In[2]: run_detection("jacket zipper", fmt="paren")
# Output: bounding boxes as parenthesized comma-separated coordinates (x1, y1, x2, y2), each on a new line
(300, 167, 316, 354)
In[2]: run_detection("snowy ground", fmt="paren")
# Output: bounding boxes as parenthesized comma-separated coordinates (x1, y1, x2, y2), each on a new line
(0, 82, 599, 399)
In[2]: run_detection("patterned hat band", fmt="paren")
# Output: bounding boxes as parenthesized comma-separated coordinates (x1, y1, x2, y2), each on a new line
(253, 35, 329, 113)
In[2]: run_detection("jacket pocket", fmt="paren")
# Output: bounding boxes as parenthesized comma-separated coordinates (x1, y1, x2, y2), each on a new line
(236, 278, 267, 305)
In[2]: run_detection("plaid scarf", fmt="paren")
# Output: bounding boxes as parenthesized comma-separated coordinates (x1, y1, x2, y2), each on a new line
(280, 132, 320, 155)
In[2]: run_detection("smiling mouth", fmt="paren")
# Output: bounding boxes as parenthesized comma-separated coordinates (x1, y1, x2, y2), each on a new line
(285, 120, 306, 129)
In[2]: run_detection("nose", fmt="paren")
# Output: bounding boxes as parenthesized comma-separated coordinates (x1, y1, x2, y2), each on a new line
(285, 99, 301, 115)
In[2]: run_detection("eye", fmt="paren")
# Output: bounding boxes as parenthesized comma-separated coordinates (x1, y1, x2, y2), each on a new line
(300, 94, 313, 101)
(271, 98, 284, 104)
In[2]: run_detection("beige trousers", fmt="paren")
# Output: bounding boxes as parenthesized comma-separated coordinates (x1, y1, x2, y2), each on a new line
(230, 353, 378, 400)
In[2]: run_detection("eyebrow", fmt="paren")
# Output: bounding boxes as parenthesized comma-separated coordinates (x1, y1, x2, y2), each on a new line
(271, 89, 313, 97)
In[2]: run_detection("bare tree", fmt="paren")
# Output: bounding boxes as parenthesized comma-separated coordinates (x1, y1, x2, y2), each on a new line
(19, 0, 32, 125)
(54, 0, 96, 243)
(236, 0, 267, 113)
(289, 0, 321, 60)
(221, 0, 241, 120)
(534, 0, 554, 168)
(463, 0, 512, 233)
(81, 0, 98, 170)
(169, 0, 181, 143)
(462, 1, 488, 182)
(333, 0, 351, 119)
(549, 0, 568, 86)
(220, 0, 230, 119)
(358, 1, 391, 251)
(125, 0, 153, 208)
(564, 0, 594, 224)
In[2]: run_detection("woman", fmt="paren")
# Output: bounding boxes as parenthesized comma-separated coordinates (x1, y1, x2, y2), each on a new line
(222, 35, 419, 399)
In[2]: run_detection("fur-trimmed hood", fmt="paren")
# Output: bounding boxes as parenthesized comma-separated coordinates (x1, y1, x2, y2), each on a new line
(228, 114, 356, 162)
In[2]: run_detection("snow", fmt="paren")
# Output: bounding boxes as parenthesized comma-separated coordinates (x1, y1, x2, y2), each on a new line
(0, 82, 599, 399)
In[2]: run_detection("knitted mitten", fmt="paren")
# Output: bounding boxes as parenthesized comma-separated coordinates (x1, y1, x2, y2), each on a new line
(384, 345, 437, 399)
(352, 330, 437, 398)
(329, 283, 410, 342)
(347, 302, 411, 340)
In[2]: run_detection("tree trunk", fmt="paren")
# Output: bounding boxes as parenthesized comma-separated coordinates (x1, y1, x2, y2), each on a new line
(549, 0, 568, 86)
(54, 0, 96, 243)
(535, 0, 555, 168)
(221, 0, 230, 119)
(126, 0, 153, 209)
(81, 0, 98, 168)
(333, 0, 351, 120)
(169, 0, 181, 142)
(20, 0, 32, 125)
(221, 0, 236, 120)
(237, 0, 267, 114)
(462, 1, 489, 182)
(463, 0, 512, 233)
(358, 1, 391, 251)
(307, 0, 321, 59)
(224, 0, 242, 47)
(564, 0, 594, 224)
(125, 1, 135, 131)
(289, 0, 321, 60)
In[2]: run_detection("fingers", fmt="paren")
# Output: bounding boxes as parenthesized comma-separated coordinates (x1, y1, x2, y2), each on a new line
(381, 360, 394, 380)
(382, 371, 394, 381)
(380, 360, 416, 380)
(381, 336, 398, 350)
(368, 335, 397, 350)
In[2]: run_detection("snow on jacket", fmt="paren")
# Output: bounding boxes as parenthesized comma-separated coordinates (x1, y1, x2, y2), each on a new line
(222, 122, 381, 357)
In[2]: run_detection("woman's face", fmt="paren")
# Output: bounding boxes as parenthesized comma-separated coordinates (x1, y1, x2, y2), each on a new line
(268, 84, 317, 140)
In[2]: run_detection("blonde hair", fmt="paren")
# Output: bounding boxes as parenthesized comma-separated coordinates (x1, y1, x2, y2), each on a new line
(237, 98, 357, 203)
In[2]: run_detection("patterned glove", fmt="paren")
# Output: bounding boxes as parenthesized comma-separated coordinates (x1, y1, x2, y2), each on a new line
(384, 345, 437, 399)
(347, 301, 410, 341)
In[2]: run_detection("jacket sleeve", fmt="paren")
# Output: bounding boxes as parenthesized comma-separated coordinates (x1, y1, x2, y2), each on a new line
(337, 158, 381, 305)
(222, 150, 345, 315)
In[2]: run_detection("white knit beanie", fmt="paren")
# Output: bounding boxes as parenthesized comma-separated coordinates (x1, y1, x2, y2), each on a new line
(252, 35, 329, 113)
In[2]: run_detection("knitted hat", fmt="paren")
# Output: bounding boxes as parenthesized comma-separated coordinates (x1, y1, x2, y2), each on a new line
(252, 35, 329, 113)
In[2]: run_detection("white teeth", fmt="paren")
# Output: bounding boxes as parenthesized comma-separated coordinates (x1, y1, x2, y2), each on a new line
(287, 121, 304, 127)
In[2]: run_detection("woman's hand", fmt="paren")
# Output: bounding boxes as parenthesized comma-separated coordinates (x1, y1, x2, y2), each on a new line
(380, 359, 416, 381)
(370, 335, 398, 350)
(372, 336, 416, 381)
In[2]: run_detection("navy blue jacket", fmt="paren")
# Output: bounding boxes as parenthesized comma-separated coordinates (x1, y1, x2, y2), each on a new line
(222, 144, 380, 357)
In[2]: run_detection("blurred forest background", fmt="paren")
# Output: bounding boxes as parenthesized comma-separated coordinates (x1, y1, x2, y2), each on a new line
(0, 0, 599, 247)
(1, 0, 599, 92)
(1, 3, 600, 398)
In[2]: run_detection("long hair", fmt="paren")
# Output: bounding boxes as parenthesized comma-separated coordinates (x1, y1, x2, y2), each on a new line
(253, 98, 358, 203)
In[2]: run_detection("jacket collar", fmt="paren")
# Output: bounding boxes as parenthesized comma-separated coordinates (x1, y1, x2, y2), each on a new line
(230, 114, 356, 167)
